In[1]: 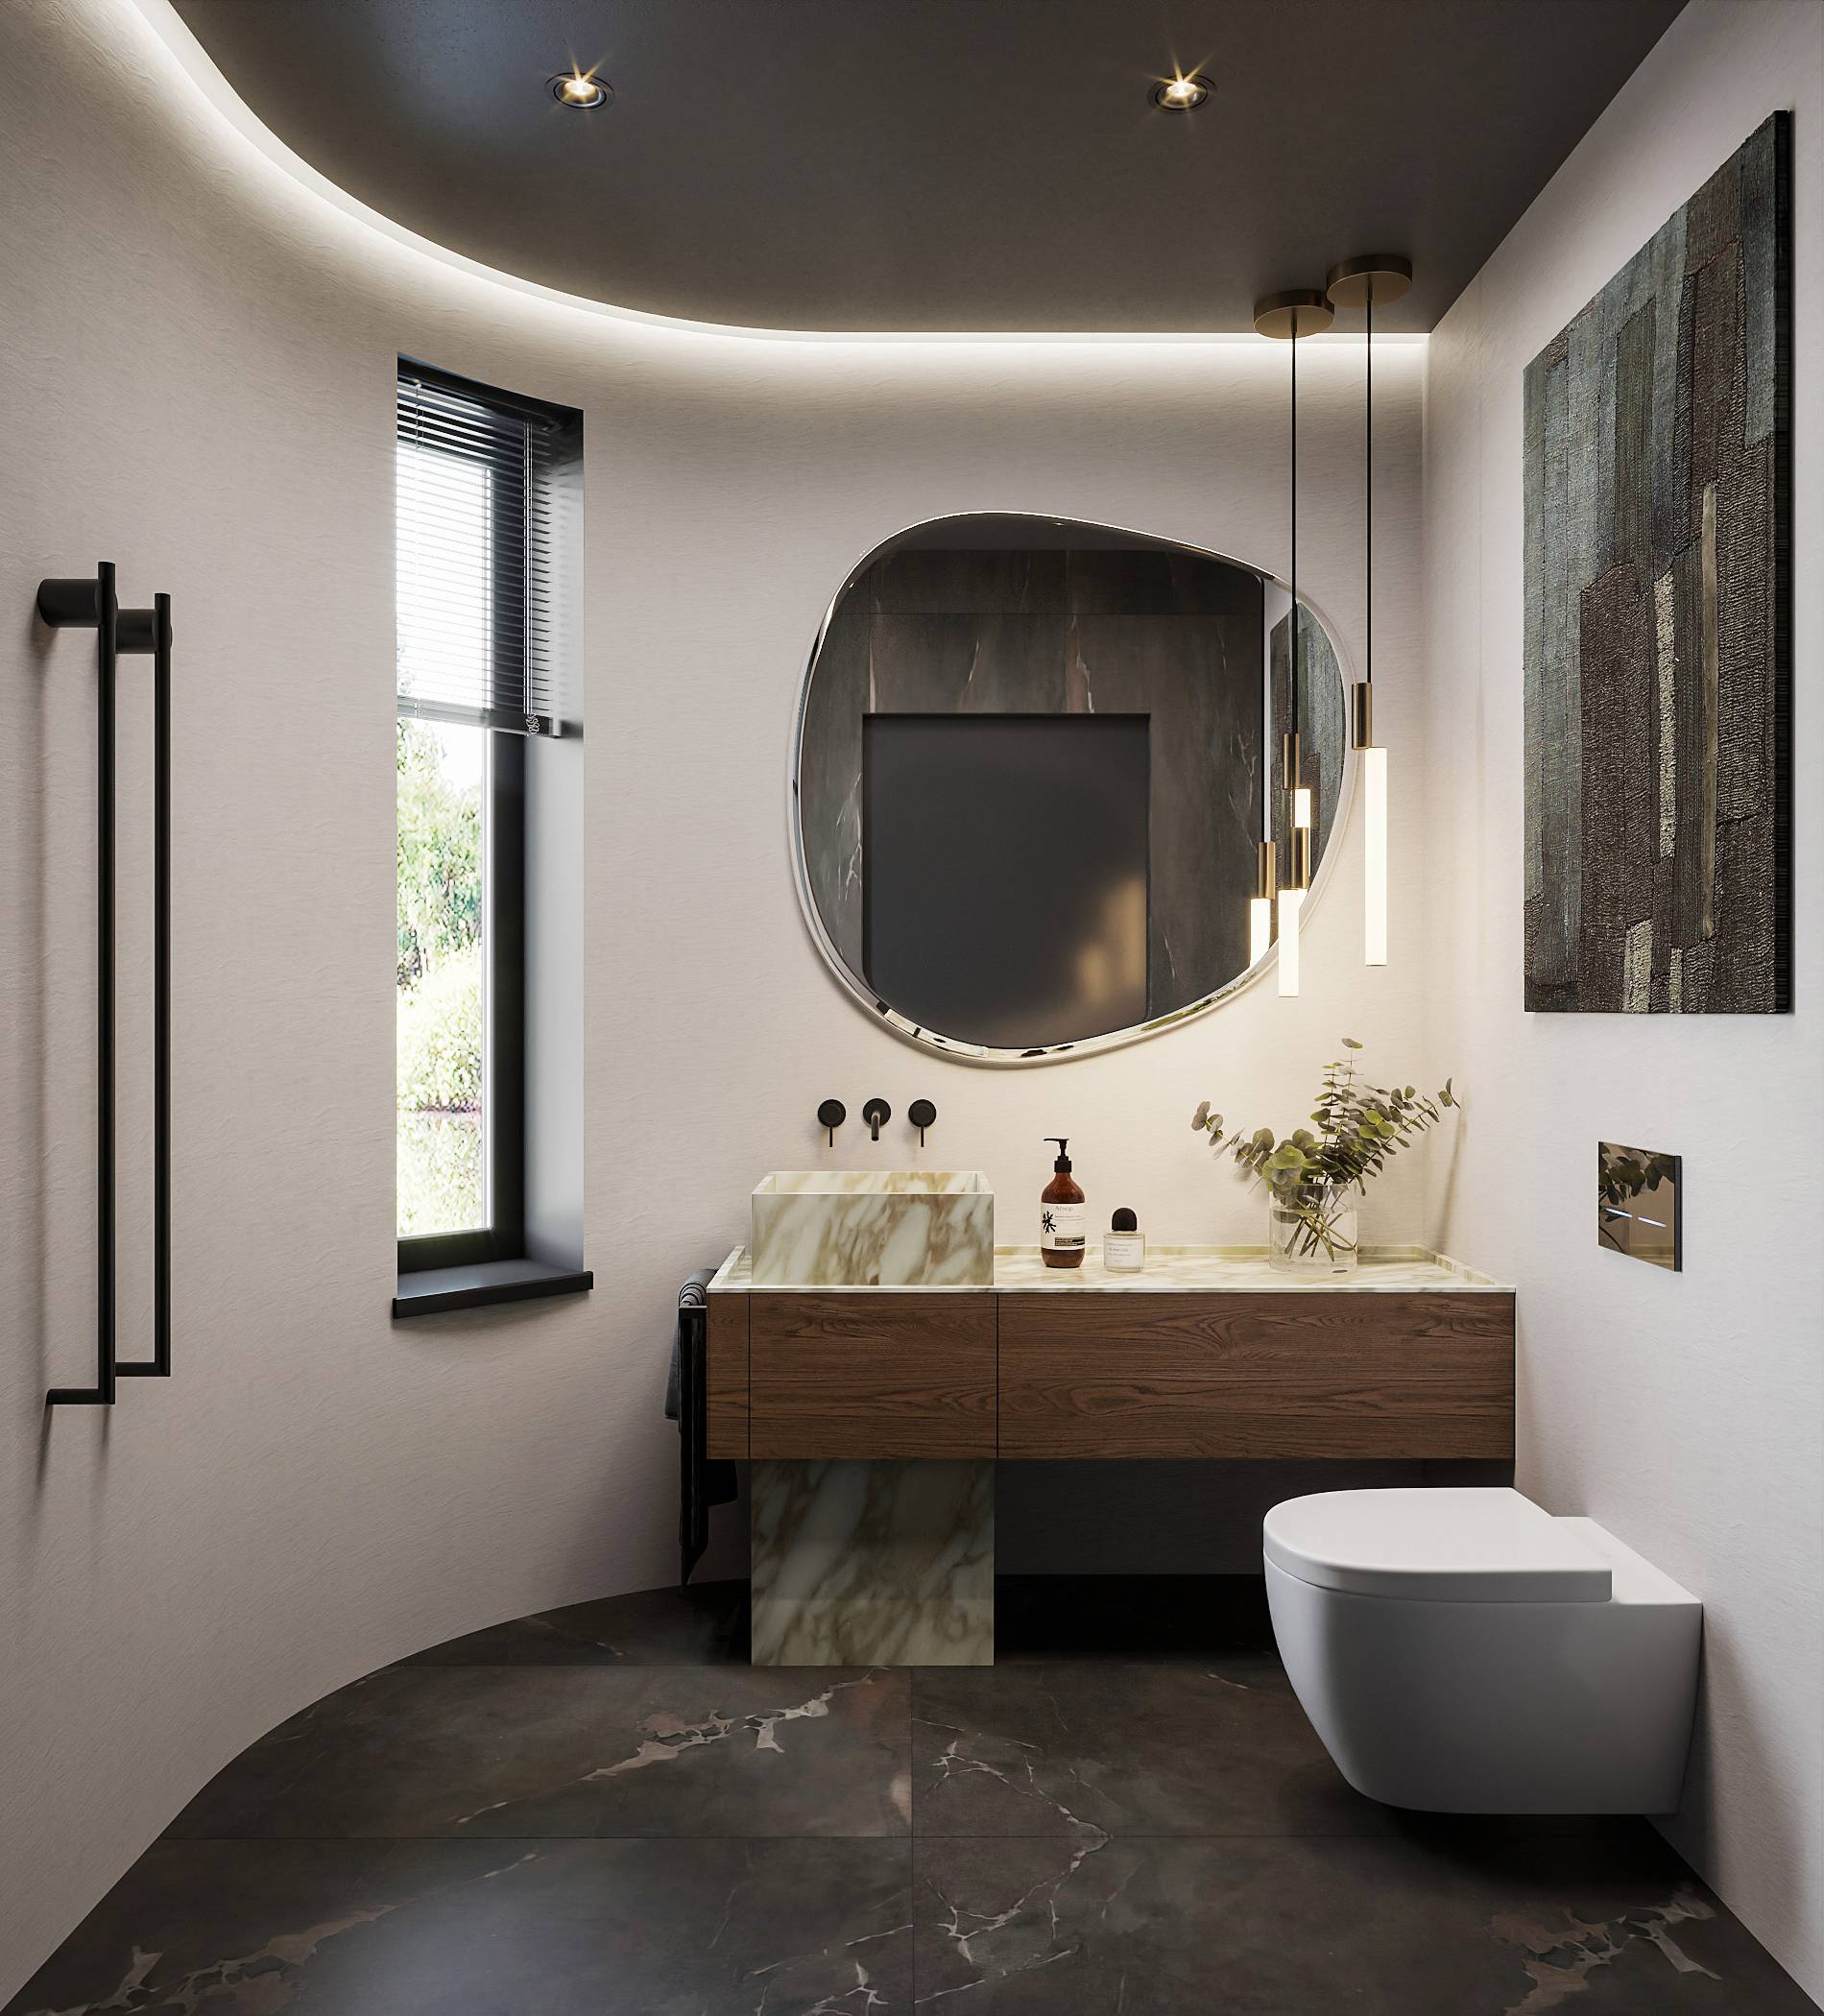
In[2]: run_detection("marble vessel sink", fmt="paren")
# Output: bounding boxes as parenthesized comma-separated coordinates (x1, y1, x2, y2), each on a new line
(751, 1170, 994, 1287)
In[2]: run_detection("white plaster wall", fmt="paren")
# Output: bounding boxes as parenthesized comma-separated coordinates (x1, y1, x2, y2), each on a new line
(0, 0, 1428, 1995)
(1421, 2, 1824, 1999)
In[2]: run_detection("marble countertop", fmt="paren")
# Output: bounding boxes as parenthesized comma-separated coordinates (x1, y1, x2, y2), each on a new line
(709, 1245, 1512, 1295)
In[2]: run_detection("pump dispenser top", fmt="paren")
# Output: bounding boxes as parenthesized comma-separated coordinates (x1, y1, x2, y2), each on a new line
(1046, 1138, 1072, 1173)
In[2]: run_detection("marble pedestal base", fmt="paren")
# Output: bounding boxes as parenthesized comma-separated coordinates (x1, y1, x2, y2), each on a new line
(750, 1460, 994, 1666)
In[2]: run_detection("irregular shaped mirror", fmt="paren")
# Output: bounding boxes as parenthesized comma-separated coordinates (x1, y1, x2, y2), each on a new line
(793, 515, 1350, 1062)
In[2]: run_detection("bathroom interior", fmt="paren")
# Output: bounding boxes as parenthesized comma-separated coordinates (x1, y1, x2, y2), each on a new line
(3, 1, 1821, 2010)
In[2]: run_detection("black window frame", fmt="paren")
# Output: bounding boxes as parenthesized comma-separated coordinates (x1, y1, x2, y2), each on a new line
(396, 361, 566, 1276)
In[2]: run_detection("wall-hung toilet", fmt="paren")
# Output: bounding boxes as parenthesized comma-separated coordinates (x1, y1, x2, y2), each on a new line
(1264, 1488, 1701, 1814)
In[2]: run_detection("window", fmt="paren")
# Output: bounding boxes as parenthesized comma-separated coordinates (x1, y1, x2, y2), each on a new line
(395, 362, 573, 1273)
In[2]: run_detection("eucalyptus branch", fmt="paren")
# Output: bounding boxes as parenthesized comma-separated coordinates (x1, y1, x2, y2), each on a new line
(1191, 1038, 1457, 1213)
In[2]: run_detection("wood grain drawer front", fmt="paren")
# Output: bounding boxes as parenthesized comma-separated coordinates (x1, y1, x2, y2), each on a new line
(749, 1295, 997, 1460)
(706, 1291, 750, 1460)
(998, 1293, 1515, 1460)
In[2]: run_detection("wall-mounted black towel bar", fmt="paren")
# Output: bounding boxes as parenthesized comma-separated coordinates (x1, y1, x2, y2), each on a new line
(38, 564, 171, 1405)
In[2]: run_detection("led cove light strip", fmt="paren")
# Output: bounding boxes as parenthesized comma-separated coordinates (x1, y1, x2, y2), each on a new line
(124, 0, 1432, 353)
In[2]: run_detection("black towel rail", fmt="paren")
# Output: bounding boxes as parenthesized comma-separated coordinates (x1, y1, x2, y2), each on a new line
(38, 566, 173, 1404)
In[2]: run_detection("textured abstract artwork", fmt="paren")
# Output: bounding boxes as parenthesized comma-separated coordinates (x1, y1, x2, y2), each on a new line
(1524, 113, 1789, 1014)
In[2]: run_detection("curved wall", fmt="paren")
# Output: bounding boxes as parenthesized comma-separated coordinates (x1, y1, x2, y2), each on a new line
(0, 0, 1425, 1996)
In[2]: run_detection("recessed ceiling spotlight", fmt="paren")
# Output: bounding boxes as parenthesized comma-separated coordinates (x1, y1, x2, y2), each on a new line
(1151, 71, 1211, 112)
(551, 69, 610, 109)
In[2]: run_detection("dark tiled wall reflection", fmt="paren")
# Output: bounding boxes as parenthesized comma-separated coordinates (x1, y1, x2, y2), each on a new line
(802, 541, 1296, 1022)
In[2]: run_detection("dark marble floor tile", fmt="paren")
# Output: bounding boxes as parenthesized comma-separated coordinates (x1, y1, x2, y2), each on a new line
(4, 1836, 914, 2016)
(398, 1578, 750, 1667)
(994, 1572, 1275, 1663)
(913, 1830, 1819, 2014)
(913, 1657, 1395, 1840)
(169, 1664, 910, 1840)
(17, 1577, 1816, 2016)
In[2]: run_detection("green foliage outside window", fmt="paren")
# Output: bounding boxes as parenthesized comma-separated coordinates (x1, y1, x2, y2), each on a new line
(396, 720, 481, 985)
(396, 720, 485, 1234)
(397, 945, 483, 1113)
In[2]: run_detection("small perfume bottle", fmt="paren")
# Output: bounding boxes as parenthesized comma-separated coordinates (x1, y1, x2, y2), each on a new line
(1103, 1208, 1145, 1273)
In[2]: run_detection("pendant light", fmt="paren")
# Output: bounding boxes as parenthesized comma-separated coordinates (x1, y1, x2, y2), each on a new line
(1326, 254, 1411, 967)
(1252, 288, 1332, 996)
(1248, 841, 1276, 968)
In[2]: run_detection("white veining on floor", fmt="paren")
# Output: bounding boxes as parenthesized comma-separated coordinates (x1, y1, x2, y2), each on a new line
(20, 1854, 540, 2016)
(745, 1919, 911, 2016)
(916, 1715, 1111, 2004)
(450, 1675, 883, 1825)
(1493, 1886, 1718, 2012)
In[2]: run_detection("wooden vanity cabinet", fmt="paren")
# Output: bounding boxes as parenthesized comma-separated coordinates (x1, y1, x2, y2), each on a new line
(747, 1293, 997, 1460)
(705, 1288, 751, 1460)
(706, 1272, 1515, 1464)
(996, 1291, 1515, 1459)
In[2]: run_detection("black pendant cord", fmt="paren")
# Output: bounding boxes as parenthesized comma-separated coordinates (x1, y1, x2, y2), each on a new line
(1288, 320, 1300, 777)
(1365, 293, 1373, 689)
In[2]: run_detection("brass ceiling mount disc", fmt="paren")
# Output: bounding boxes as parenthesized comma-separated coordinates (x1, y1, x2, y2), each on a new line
(1325, 254, 1413, 309)
(1252, 289, 1333, 340)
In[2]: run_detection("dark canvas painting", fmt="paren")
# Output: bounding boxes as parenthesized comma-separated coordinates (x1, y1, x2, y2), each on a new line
(1523, 112, 1789, 1014)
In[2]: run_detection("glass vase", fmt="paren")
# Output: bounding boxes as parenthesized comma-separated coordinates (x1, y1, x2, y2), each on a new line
(1267, 1187, 1359, 1276)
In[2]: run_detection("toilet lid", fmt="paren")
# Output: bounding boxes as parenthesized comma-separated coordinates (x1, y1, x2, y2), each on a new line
(1263, 1489, 1614, 1603)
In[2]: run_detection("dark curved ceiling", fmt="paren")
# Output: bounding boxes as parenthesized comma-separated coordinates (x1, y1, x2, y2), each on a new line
(171, 0, 1682, 333)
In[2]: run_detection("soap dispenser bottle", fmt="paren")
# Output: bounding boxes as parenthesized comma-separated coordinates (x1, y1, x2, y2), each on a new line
(1041, 1138, 1087, 1269)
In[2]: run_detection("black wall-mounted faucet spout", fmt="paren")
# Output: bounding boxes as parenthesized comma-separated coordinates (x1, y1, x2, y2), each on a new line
(862, 1098, 891, 1141)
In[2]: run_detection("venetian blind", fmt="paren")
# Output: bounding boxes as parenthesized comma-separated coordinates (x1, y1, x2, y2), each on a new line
(396, 364, 568, 735)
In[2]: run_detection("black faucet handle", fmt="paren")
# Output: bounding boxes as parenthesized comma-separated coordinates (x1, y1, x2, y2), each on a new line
(909, 1098, 937, 1146)
(861, 1097, 891, 1142)
(817, 1098, 846, 1146)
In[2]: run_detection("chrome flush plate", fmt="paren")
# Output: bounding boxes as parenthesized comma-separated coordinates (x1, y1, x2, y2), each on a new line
(1597, 1141, 1681, 1271)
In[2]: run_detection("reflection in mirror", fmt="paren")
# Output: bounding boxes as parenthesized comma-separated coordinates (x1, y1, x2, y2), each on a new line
(1597, 1141, 1682, 1271)
(864, 714, 1150, 1048)
(793, 516, 1349, 1062)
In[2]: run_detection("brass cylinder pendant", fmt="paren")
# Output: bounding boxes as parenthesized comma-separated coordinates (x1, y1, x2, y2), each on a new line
(1255, 839, 1279, 901)
(1280, 730, 1302, 794)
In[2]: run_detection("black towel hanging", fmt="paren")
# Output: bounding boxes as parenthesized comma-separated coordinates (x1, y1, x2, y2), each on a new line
(674, 1269, 737, 1586)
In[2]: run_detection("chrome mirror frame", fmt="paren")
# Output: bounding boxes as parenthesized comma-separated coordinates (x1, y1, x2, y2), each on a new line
(788, 512, 1357, 1067)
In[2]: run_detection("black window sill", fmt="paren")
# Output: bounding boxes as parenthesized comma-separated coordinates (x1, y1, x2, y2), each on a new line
(393, 1259, 594, 1320)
